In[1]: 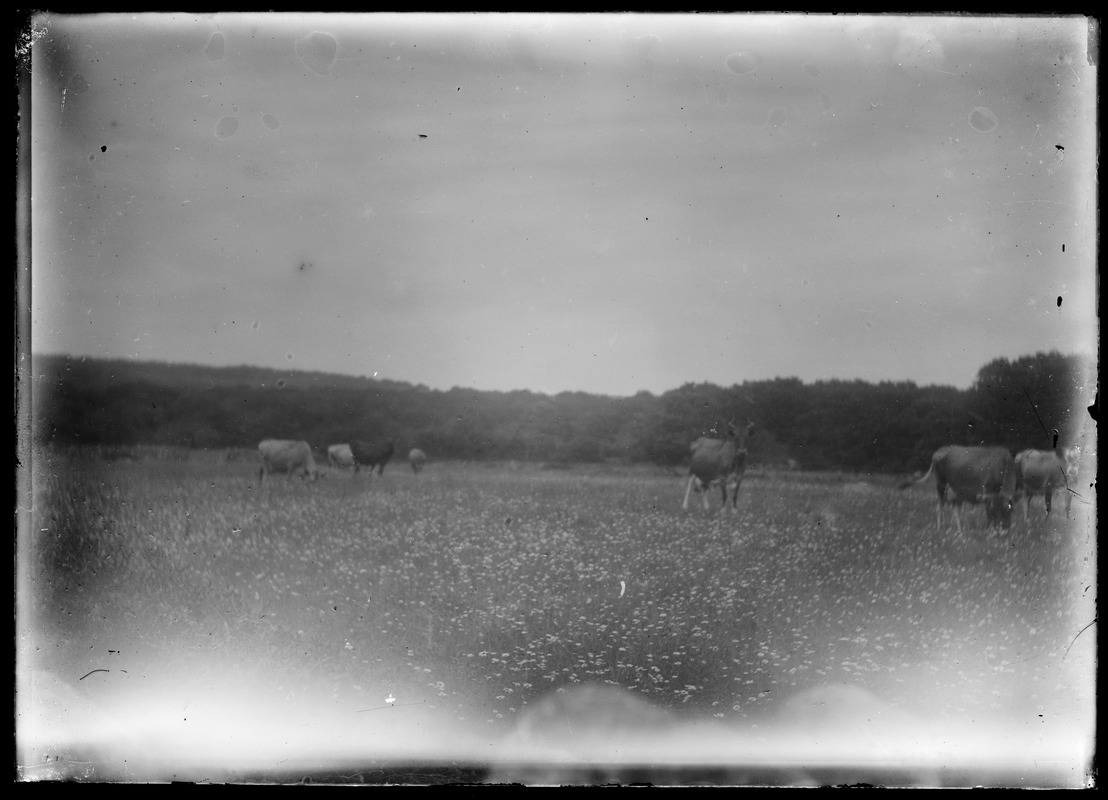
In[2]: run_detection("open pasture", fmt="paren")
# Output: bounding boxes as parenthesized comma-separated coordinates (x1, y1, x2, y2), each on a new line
(19, 448, 1095, 785)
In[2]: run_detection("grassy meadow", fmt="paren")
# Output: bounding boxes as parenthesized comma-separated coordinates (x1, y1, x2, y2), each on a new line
(17, 447, 1096, 785)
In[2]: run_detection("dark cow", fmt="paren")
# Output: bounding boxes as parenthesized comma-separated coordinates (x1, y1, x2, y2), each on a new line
(900, 445, 1016, 533)
(258, 439, 320, 482)
(327, 443, 355, 470)
(682, 421, 756, 513)
(408, 448, 427, 474)
(1014, 447, 1075, 521)
(349, 439, 396, 477)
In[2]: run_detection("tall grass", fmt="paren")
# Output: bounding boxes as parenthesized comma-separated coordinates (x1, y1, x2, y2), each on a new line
(24, 448, 1094, 736)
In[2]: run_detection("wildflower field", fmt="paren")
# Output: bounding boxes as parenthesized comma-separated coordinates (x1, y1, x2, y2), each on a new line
(18, 447, 1096, 784)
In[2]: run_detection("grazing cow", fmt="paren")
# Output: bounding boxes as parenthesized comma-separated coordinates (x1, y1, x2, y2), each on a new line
(408, 448, 427, 474)
(899, 445, 1016, 533)
(257, 439, 319, 482)
(682, 421, 756, 513)
(349, 439, 396, 477)
(1014, 447, 1074, 521)
(327, 443, 355, 470)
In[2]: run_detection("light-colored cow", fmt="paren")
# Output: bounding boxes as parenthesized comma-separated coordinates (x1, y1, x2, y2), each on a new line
(900, 445, 1016, 533)
(1014, 447, 1074, 521)
(682, 421, 756, 514)
(327, 443, 355, 470)
(257, 439, 319, 482)
(408, 448, 427, 474)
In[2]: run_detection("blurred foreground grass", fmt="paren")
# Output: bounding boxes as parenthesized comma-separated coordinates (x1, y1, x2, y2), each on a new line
(18, 447, 1096, 784)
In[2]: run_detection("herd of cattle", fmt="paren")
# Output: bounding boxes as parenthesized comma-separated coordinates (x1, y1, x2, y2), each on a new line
(899, 444, 1083, 532)
(255, 426, 1085, 531)
(679, 421, 1084, 532)
(257, 438, 426, 482)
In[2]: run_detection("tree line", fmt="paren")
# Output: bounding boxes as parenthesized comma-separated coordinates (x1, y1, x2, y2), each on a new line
(29, 351, 1095, 474)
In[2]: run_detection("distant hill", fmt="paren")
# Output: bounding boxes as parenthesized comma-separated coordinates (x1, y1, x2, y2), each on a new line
(24, 351, 1094, 472)
(29, 353, 422, 395)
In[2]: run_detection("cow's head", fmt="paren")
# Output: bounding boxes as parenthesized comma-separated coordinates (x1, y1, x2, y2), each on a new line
(726, 420, 756, 441)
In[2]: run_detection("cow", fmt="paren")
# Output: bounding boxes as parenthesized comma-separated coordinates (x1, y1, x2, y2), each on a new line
(899, 445, 1016, 533)
(327, 443, 355, 470)
(1014, 447, 1076, 521)
(408, 448, 427, 474)
(349, 439, 396, 477)
(257, 439, 319, 482)
(682, 421, 756, 514)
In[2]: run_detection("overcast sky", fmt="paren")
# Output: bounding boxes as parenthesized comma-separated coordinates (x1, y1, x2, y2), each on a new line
(26, 13, 1097, 397)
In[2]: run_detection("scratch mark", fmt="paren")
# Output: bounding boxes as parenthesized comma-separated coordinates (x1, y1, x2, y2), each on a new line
(1022, 387, 1052, 439)
(1062, 618, 1096, 662)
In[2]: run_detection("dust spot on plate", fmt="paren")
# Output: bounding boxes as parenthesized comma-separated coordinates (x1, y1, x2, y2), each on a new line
(725, 51, 759, 76)
(67, 73, 90, 95)
(205, 32, 225, 61)
(296, 31, 338, 76)
(968, 106, 998, 133)
(214, 116, 239, 139)
(261, 113, 280, 130)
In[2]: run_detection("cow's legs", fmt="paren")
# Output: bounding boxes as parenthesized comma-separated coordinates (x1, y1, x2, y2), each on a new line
(951, 504, 964, 534)
(1043, 488, 1054, 517)
(682, 476, 696, 511)
(934, 483, 949, 532)
(729, 479, 742, 511)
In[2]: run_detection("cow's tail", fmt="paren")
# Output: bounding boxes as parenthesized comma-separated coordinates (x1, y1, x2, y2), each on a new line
(898, 459, 935, 490)
(1012, 451, 1027, 495)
